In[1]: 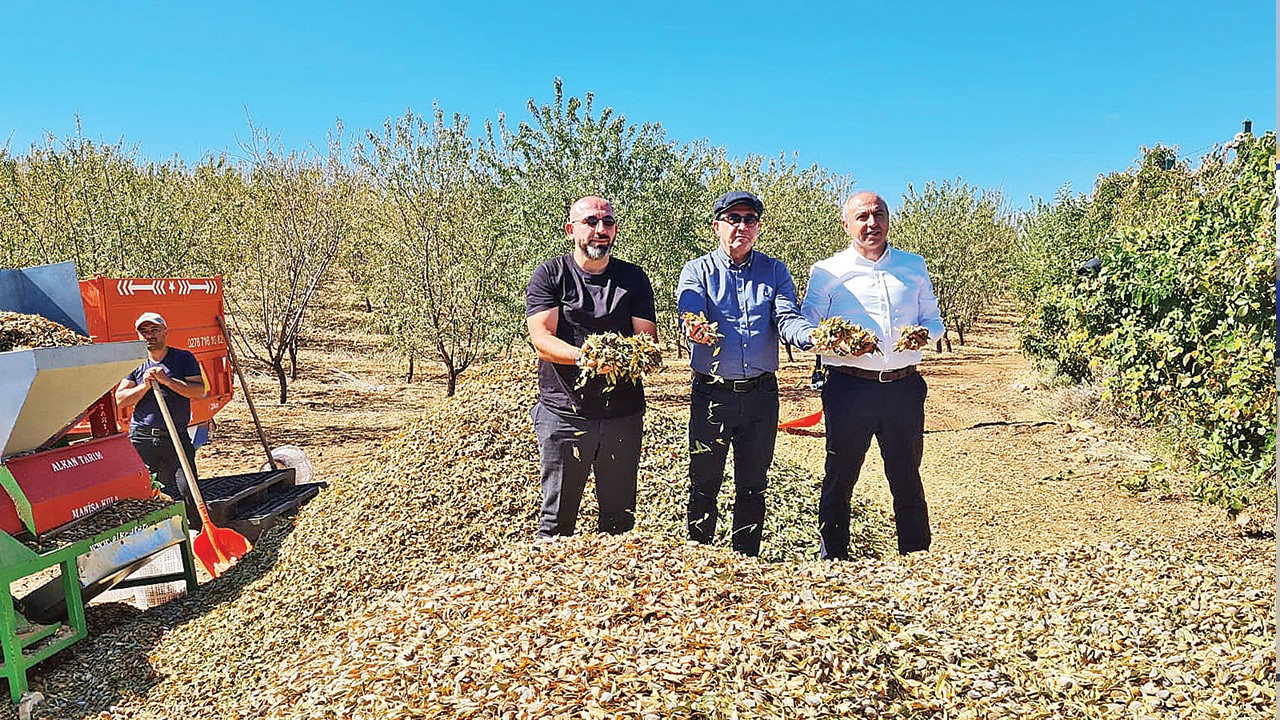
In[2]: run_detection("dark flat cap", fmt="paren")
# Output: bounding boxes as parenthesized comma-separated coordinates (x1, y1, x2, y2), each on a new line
(712, 190, 764, 217)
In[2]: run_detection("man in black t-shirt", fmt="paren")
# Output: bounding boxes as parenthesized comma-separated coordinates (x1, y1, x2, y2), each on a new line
(526, 195, 658, 538)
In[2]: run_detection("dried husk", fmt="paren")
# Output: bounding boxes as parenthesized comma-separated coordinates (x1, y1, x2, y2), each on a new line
(27, 365, 1264, 720)
(17, 360, 889, 719)
(0, 311, 91, 353)
(575, 333, 665, 390)
(811, 317, 879, 356)
(247, 535, 1275, 720)
(893, 325, 931, 352)
(680, 311, 723, 345)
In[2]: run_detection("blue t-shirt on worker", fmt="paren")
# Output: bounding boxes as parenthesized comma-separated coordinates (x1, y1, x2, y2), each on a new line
(126, 347, 202, 430)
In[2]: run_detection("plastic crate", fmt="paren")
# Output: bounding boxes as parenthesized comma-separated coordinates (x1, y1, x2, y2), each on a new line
(129, 545, 187, 609)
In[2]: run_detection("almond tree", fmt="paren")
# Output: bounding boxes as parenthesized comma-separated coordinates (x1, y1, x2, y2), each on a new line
(892, 180, 1018, 349)
(486, 79, 708, 326)
(223, 122, 354, 403)
(354, 106, 505, 396)
(0, 128, 221, 275)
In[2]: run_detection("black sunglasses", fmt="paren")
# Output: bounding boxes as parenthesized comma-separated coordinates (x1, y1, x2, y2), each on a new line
(718, 212, 760, 226)
(577, 215, 617, 227)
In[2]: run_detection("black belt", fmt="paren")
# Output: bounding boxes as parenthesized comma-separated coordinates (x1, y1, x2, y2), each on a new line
(131, 427, 169, 437)
(829, 365, 918, 383)
(693, 371, 773, 393)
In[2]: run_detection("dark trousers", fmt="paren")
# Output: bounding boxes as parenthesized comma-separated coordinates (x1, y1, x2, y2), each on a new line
(686, 373, 779, 556)
(532, 403, 643, 538)
(130, 428, 202, 532)
(820, 371, 931, 557)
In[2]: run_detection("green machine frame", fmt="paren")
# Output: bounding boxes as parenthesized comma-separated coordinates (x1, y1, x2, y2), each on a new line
(0, 503, 196, 702)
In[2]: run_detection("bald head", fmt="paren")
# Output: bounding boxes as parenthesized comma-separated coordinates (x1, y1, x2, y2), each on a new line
(569, 195, 614, 221)
(841, 191, 887, 222)
(841, 191, 891, 261)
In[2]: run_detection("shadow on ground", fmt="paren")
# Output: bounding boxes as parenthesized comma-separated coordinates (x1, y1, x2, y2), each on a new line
(4, 519, 297, 719)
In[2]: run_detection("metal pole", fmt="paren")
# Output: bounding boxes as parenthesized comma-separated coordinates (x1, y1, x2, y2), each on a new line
(216, 315, 277, 470)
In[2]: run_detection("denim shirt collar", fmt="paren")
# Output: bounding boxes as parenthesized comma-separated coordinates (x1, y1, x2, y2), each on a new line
(713, 246, 754, 270)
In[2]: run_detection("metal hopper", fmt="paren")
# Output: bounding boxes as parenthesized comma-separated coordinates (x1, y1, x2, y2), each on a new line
(0, 262, 146, 457)
(0, 342, 146, 457)
(0, 263, 152, 535)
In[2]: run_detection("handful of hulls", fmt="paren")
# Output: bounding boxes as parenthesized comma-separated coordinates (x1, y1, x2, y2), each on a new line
(575, 332, 664, 390)
(680, 311, 723, 346)
(893, 325, 931, 352)
(811, 317, 880, 356)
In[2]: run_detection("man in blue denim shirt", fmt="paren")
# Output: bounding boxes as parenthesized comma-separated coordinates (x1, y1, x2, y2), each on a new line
(676, 190, 816, 556)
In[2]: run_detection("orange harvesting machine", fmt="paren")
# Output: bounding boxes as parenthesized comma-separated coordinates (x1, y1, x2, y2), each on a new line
(0, 261, 322, 702)
(77, 274, 234, 439)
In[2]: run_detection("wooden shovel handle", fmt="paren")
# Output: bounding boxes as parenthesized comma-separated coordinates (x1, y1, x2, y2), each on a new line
(150, 381, 228, 563)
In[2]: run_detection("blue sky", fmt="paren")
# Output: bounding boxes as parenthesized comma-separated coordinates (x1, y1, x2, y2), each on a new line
(2, 1, 1274, 211)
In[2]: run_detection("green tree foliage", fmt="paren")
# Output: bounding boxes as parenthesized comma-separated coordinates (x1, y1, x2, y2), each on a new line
(1019, 132, 1276, 514)
(1013, 145, 1196, 305)
(0, 83, 927, 400)
(355, 106, 507, 396)
(1012, 190, 1093, 304)
(892, 180, 1018, 346)
(0, 129, 222, 275)
(487, 78, 708, 323)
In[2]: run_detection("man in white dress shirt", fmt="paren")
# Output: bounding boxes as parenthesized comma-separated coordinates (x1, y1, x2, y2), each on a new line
(801, 191, 946, 557)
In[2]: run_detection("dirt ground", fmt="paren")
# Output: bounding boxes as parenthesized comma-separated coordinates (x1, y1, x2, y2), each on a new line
(199, 290, 1273, 567)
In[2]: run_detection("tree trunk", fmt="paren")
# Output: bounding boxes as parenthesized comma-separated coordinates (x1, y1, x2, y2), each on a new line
(272, 360, 289, 404)
(406, 353, 415, 383)
(446, 366, 458, 397)
(784, 342, 794, 363)
(288, 340, 299, 381)
(956, 324, 966, 345)
(364, 295, 372, 313)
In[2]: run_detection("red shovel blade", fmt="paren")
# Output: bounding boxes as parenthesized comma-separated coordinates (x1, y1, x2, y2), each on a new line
(778, 409, 824, 430)
(192, 523, 253, 578)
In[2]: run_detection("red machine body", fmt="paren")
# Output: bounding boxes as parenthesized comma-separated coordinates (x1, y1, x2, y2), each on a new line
(77, 276, 234, 432)
(0, 435, 152, 536)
